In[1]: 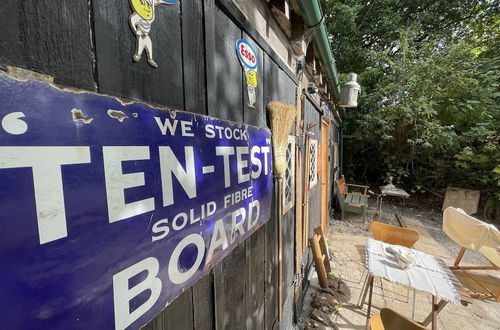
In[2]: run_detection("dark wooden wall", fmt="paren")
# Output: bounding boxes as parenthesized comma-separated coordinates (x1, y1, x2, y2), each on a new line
(0, 0, 338, 329)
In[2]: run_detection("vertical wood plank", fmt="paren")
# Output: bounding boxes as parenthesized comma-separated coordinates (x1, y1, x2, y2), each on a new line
(207, 5, 243, 122)
(214, 242, 247, 330)
(92, 0, 184, 108)
(0, 0, 95, 90)
(181, 0, 206, 114)
(281, 208, 296, 328)
(192, 273, 214, 330)
(264, 197, 278, 329)
(142, 288, 193, 330)
(263, 54, 279, 106)
(245, 226, 266, 330)
(163, 288, 194, 330)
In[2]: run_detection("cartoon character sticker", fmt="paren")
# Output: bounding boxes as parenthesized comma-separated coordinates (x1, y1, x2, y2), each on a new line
(129, 0, 177, 68)
(236, 39, 259, 108)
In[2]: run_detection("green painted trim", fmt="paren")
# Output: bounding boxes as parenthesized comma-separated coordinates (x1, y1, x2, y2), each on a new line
(296, 0, 340, 99)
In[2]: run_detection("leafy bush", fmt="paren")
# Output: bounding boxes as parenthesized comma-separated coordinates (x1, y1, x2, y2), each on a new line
(323, 0, 500, 220)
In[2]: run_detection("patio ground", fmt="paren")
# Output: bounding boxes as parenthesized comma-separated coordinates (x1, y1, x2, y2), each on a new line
(299, 209, 500, 330)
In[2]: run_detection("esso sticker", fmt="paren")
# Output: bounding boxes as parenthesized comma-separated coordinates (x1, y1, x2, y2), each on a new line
(236, 39, 258, 70)
(139, 19, 151, 30)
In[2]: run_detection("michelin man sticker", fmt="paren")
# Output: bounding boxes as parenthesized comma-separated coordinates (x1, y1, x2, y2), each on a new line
(236, 39, 259, 108)
(129, 0, 177, 68)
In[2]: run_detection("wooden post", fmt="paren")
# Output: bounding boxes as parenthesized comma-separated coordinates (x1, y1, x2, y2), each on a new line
(302, 136, 311, 251)
(364, 275, 374, 330)
(294, 86, 304, 304)
(310, 234, 328, 288)
(453, 247, 466, 268)
(314, 227, 331, 273)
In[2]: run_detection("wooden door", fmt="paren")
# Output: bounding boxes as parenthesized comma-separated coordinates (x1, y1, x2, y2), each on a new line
(320, 119, 330, 233)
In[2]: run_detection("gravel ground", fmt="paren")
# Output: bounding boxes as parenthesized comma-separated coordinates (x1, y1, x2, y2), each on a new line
(332, 196, 490, 266)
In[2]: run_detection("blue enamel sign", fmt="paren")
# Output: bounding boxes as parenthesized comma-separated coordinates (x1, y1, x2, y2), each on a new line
(0, 74, 272, 329)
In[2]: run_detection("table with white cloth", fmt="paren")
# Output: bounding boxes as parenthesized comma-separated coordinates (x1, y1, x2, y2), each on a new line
(361, 238, 472, 330)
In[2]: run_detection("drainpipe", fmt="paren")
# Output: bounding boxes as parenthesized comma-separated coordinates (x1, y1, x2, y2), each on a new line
(295, 0, 340, 100)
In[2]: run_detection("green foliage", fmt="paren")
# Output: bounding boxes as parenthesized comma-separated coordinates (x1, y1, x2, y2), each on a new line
(322, 0, 500, 220)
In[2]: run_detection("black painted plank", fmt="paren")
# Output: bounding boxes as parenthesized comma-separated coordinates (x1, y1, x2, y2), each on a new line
(277, 69, 297, 135)
(181, 0, 206, 115)
(242, 32, 265, 128)
(207, 5, 243, 122)
(215, 0, 298, 86)
(264, 192, 278, 329)
(280, 208, 295, 329)
(204, 0, 217, 119)
(263, 53, 280, 107)
(214, 241, 247, 330)
(92, 0, 184, 108)
(277, 69, 297, 106)
(0, 0, 95, 90)
(164, 288, 194, 330)
(245, 225, 266, 330)
(263, 55, 297, 133)
(141, 310, 163, 330)
(192, 272, 214, 330)
(142, 287, 193, 330)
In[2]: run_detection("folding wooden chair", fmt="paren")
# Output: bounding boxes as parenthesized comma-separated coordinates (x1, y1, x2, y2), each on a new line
(443, 207, 500, 302)
(370, 221, 419, 248)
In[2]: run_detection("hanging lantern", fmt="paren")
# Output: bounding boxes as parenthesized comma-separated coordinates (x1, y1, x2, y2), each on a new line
(339, 73, 361, 108)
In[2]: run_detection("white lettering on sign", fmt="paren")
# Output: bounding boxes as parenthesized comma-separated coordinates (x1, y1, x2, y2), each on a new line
(113, 257, 162, 330)
(231, 207, 246, 244)
(0, 143, 270, 245)
(0, 146, 91, 244)
(205, 124, 248, 140)
(103, 146, 154, 223)
(206, 218, 228, 264)
(215, 146, 235, 188)
(1, 111, 28, 135)
(250, 146, 262, 179)
(150, 201, 216, 242)
(247, 200, 260, 231)
(236, 146, 250, 184)
(168, 233, 205, 284)
(159, 146, 197, 207)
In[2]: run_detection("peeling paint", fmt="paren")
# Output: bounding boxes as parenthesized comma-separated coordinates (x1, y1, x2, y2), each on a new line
(132, 112, 138, 118)
(71, 109, 94, 124)
(6, 66, 54, 83)
(107, 110, 129, 122)
(0, 71, 271, 133)
(169, 110, 177, 119)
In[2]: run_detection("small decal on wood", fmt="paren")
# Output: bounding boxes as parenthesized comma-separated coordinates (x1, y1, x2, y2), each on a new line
(236, 39, 259, 108)
(129, 0, 177, 68)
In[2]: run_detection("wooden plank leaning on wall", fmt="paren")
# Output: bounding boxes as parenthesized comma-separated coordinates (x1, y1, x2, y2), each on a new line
(294, 83, 305, 304)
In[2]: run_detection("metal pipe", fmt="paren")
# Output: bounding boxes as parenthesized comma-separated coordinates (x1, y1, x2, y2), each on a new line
(295, 0, 341, 99)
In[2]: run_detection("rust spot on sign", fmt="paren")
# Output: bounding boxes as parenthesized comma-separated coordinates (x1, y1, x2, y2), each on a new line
(107, 110, 129, 122)
(71, 108, 93, 124)
(132, 113, 139, 118)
